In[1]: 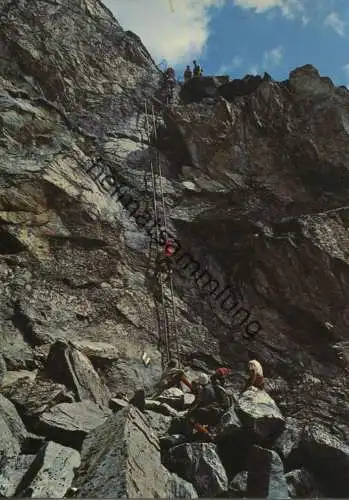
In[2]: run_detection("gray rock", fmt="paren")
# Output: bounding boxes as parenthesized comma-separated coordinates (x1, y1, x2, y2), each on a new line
(157, 387, 185, 410)
(168, 442, 228, 496)
(236, 388, 285, 440)
(15, 441, 80, 497)
(216, 405, 242, 438)
(0, 455, 35, 497)
(302, 423, 349, 496)
(167, 474, 198, 498)
(229, 470, 248, 497)
(0, 393, 27, 459)
(273, 417, 304, 464)
(70, 340, 119, 364)
(34, 401, 111, 450)
(145, 410, 172, 437)
(109, 397, 129, 412)
(73, 406, 197, 497)
(1, 376, 74, 418)
(44, 340, 110, 408)
(285, 468, 321, 498)
(247, 445, 289, 499)
(0, 354, 7, 385)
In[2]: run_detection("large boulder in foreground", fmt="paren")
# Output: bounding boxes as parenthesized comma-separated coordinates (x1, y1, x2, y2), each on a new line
(168, 443, 228, 497)
(15, 441, 80, 497)
(73, 406, 198, 498)
(0, 454, 35, 497)
(0, 394, 27, 460)
(301, 423, 349, 496)
(44, 340, 110, 408)
(236, 388, 285, 441)
(33, 401, 111, 450)
(247, 445, 289, 499)
(285, 468, 321, 498)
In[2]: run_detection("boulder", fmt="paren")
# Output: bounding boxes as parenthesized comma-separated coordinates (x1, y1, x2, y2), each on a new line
(285, 468, 321, 498)
(229, 470, 248, 497)
(1, 369, 38, 388)
(15, 441, 80, 497)
(44, 340, 110, 408)
(22, 433, 47, 455)
(236, 388, 285, 441)
(33, 401, 111, 450)
(70, 340, 119, 364)
(0, 394, 27, 460)
(145, 410, 172, 438)
(145, 398, 183, 417)
(157, 387, 185, 410)
(247, 445, 289, 499)
(301, 423, 349, 496)
(216, 406, 242, 439)
(0, 455, 35, 497)
(273, 417, 304, 466)
(1, 376, 74, 418)
(73, 406, 197, 497)
(109, 397, 129, 412)
(168, 442, 228, 497)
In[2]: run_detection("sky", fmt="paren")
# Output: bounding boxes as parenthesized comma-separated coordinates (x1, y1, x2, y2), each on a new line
(102, 0, 349, 87)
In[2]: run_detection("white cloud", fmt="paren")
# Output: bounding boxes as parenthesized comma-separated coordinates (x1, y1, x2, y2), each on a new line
(324, 11, 345, 36)
(233, 0, 306, 20)
(263, 45, 284, 66)
(342, 63, 349, 87)
(217, 55, 243, 74)
(102, 0, 225, 64)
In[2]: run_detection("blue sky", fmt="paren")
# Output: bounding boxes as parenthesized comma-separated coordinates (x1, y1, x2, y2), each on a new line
(103, 0, 349, 87)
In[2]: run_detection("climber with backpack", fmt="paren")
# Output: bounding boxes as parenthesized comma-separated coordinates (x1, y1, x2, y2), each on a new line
(186, 373, 227, 431)
(150, 359, 192, 398)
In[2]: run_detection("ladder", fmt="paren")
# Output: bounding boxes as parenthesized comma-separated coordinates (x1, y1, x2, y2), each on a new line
(144, 100, 181, 367)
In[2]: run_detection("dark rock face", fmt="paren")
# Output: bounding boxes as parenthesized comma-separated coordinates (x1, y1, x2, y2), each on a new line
(247, 445, 289, 499)
(0, 0, 349, 497)
(73, 406, 197, 498)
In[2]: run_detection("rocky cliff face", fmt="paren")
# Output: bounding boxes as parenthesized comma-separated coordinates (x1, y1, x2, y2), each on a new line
(1, 0, 349, 497)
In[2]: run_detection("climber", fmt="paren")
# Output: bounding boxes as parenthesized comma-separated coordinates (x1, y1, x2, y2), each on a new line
(192, 60, 201, 77)
(186, 372, 226, 428)
(214, 367, 232, 387)
(184, 65, 192, 82)
(211, 372, 232, 410)
(151, 359, 192, 398)
(163, 67, 176, 101)
(155, 239, 176, 280)
(242, 359, 265, 392)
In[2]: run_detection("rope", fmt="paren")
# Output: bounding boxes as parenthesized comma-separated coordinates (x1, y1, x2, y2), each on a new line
(144, 100, 171, 365)
(168, 273, 181, 365)
(150, 103, 182, 367)
(151, 105, 168, 235)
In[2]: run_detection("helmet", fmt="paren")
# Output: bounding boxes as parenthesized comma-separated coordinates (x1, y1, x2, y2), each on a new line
(198, 373, 209, 386)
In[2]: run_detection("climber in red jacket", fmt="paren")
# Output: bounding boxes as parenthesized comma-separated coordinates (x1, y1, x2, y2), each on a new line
(155, 240, 176, 280)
